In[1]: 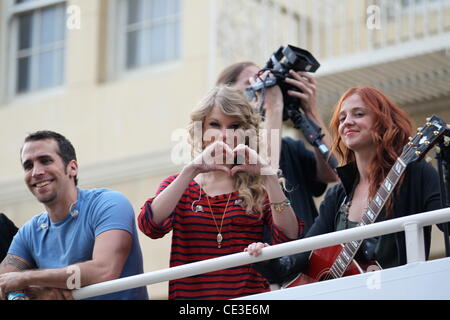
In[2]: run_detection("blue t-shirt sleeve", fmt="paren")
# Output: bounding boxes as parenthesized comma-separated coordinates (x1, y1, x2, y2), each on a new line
(90, 190, 135, 238)
(7, 222, 35, 266)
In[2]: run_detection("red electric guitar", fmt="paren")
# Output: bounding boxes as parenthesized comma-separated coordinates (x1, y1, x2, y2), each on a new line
(285, 115, 448, 288)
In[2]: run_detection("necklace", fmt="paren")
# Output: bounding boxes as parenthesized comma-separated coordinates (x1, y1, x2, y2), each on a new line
(202, 187, 233, 248)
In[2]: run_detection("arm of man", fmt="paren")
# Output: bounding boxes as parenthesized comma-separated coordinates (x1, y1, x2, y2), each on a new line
(0, 255, 72, 300)
(0, 254, 34, 275)
(0, 254, 35, 300)
(0, 229, 131, 299)
(285, 71, 338, 184)
(0, 242, 74, 300)
(260, 87, 284, 171)
(249, 72, 284, 171)
(310, 121, 338, 184)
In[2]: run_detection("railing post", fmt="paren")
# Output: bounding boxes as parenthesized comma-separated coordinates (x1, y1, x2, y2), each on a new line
(437, 0, 444, 35)
(404, 222, 426, 264)
(408, 0, 415, 41)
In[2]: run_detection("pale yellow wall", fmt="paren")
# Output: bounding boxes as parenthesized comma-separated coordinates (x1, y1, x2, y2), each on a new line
(0, 0, 211, 300)
(0, 0, 211, 180)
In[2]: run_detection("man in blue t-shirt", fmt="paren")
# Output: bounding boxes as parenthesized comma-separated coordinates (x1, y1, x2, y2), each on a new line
(0, 131, 148, 300)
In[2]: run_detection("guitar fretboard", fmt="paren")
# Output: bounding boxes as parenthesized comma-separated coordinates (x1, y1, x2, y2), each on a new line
(329, 158, 408, 278)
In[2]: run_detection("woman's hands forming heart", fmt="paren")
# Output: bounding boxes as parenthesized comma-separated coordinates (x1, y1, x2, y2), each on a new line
(190, 141, 276, 177)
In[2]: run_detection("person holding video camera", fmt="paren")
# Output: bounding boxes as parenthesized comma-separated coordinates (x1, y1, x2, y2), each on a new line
(217, 60, 338, 235)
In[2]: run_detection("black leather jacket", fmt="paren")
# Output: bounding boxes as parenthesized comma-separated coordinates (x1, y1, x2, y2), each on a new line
(0, 213, 18, 262)
(255, 160, 443, 285)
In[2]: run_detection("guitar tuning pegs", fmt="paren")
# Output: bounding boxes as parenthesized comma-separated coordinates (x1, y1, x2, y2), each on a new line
(417, 132, 423, 137)
(415, 151, 421, 156)
(426, 117, 431, 122)
(424, 140, 430, 145)
(426, 122, 432, 127)
(434, 131, 439, 135)
(408, 142, 414, 146)
(444, 136, 450, 145)
(408, 136, 413, 141)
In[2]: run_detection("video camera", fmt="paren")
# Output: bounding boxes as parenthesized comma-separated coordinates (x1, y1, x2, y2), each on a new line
(245, 45, 320, 121)
(245, 45, 337, 169)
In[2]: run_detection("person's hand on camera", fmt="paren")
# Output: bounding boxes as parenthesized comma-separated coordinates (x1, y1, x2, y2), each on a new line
(249, 71, 283, 170)
(285, 70, 319, 120)
(285, 70, 338, 183)
(250, 71, 283, 115)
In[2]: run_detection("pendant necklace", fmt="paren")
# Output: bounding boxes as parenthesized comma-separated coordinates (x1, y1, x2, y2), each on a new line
(202, 187, 233, 248)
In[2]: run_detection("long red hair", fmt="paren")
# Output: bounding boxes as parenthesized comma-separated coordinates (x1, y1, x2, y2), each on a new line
(329, 87, 413, 215)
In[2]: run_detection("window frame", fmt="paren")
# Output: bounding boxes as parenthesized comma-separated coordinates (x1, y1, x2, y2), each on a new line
(4, 0, 67, 101)
(107, 0, 183, 80)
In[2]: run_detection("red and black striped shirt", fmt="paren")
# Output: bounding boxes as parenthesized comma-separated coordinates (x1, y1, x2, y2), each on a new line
(138, 174, 302, 300)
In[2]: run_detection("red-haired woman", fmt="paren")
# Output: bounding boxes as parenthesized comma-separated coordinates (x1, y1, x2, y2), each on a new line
(246, 86, 443, 285)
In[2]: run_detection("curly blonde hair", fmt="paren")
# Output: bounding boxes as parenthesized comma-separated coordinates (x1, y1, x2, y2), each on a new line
(188, 85, 267, 216)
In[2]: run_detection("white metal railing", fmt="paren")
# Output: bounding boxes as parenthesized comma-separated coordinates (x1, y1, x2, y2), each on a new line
(72, 207, 450, 300)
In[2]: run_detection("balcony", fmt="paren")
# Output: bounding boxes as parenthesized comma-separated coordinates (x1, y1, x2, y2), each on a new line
(312, 0, 450, 111)
(214, 0, 450, 111)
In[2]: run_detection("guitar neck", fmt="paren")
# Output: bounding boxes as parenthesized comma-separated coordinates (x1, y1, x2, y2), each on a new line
(324, 115, 447, 280)
(329, 158, 408, 278)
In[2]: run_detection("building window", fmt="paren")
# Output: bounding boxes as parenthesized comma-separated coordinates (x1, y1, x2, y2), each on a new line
(11, 0, 66, 95)
(122, 0, 181, 70)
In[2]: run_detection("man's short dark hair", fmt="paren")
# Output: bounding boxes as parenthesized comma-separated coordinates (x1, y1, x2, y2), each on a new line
(22, 130, 78, 186)
(216, 61, 258, 86)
